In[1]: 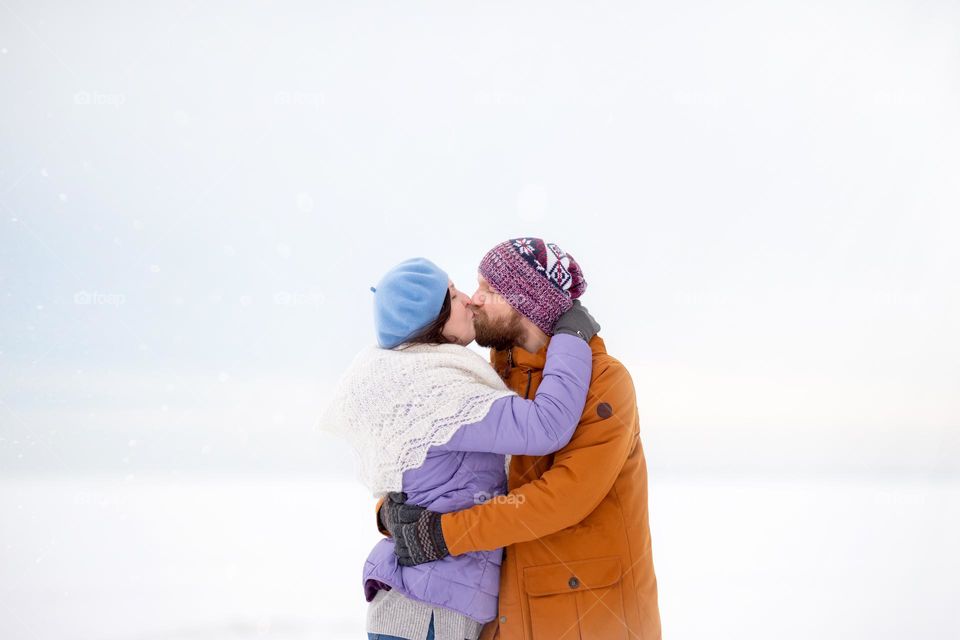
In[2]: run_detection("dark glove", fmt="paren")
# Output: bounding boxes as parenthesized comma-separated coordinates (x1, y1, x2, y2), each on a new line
(553, 300, 601, 342)
(379, 491, 423, 534)
(380, 491, 450, 567)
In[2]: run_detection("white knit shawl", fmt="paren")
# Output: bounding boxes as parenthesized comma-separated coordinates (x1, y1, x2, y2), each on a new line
(321, 343, 516, 497)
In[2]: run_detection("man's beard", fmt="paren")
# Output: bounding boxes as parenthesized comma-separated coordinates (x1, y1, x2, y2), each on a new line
(473, 308, 525, 351)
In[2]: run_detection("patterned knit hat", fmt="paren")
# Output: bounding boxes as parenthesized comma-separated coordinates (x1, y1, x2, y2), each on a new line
(478, 238, 587, 335)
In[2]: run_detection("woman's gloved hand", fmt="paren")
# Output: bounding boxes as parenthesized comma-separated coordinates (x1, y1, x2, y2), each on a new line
(553, 300, 601, 342)
(379, 491, 420, 533)
(379, 491, 450, 566)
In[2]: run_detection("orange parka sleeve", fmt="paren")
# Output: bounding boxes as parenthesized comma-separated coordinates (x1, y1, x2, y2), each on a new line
(439, 362, 639, 554)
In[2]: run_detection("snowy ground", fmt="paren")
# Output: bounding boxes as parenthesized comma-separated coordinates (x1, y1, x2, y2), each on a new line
(1, 474, 957, 640)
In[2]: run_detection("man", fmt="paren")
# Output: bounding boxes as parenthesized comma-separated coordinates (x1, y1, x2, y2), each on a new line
(379, 238, 661, 640)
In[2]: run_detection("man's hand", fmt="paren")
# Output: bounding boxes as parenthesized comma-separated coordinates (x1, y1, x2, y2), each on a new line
(379, 491, 450, 567)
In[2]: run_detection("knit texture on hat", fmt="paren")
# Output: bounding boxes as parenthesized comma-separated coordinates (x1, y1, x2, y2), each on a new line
(478, 238, 587, 335)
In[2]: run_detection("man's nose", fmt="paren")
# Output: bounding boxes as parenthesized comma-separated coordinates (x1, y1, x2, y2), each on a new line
(470, 289, 485, 307)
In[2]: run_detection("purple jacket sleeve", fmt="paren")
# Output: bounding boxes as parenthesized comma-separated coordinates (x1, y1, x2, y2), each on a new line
(436, 334, 593, 456)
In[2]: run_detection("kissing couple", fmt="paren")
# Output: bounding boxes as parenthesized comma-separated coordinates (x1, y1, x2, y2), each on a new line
(323, 237, 661, 640)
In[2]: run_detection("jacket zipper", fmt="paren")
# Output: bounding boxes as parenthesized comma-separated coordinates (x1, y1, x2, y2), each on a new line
(506, 349, 534, 398)
(506, 349, 535, 399)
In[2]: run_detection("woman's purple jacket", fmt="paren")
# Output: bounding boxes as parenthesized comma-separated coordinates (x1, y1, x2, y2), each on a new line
(361, 333, 593, 623)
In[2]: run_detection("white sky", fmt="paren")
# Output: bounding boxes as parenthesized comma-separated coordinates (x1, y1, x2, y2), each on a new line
(1, 0, 958, 476)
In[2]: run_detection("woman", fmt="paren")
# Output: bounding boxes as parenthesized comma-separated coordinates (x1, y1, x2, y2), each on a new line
(323, 257, 598, 640)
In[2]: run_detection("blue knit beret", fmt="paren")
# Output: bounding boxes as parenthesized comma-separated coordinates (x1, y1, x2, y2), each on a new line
(371, 257, 449, 349)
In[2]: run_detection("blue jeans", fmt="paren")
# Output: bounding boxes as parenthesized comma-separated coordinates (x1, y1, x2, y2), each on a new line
(367, 613, 435, 640)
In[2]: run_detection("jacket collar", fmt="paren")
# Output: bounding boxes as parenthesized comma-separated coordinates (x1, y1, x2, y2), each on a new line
(492, 335, 607, 375)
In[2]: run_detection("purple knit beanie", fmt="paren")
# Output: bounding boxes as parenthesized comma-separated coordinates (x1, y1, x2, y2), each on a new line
(478, 238, 588, 335)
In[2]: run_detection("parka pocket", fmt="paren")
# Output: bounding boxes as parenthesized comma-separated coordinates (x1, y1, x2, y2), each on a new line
(523, 556, 627, 640)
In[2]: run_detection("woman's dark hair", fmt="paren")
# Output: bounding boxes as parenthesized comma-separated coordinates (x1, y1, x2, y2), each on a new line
(398, 291, 453, 348)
